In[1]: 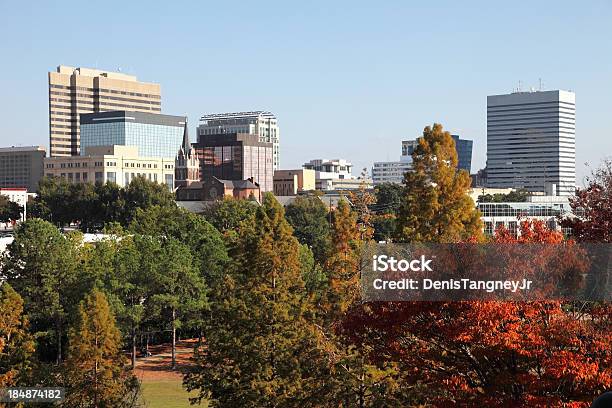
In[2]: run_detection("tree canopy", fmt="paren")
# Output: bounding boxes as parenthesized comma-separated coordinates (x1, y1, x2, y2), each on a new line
(395, 123, 482, 243)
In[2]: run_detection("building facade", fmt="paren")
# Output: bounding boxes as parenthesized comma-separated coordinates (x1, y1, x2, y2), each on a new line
(0, 188, 28, 223)
(303, 158, 353, 178)
(302, 159, 363, 190)
(477, 195, 572, 236)
(80, 111, 185, 159)
(192, 133, 273, 192)
(49, 66, 161, 157)
(198, 111, 280, 170)
(0, 146, 45, 192)
(400, 135, 472, 173)
(273, 169, 315, 196)
(44, 145, 175, 189)
(372, 161, 412, 185)
(451, 135, 473, 173)
(174, 121, 200, 189)
(487, 90, 576, 196)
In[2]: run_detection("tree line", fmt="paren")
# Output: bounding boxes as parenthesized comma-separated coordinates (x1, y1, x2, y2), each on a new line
(0, 123, 610, 407)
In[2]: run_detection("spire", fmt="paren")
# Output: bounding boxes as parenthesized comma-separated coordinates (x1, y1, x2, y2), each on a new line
(181, 118, 191, 155)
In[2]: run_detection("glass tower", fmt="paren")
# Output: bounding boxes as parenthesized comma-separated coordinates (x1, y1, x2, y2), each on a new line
(80, 111, 185, 158)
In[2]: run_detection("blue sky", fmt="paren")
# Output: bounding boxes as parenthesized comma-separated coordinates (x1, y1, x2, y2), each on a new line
(1, 0, 611, 184)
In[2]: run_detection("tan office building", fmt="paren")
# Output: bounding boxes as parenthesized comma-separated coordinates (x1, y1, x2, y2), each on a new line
(273, 169, 315, 196)
(48, 66, 161, 157)
(44, 145, 175, 190)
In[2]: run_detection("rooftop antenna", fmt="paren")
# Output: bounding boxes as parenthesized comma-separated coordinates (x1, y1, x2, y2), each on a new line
(539, 78, 543, 91)
(518, 80, 522, 92)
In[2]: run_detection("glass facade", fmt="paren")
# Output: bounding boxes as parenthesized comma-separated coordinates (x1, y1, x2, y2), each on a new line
(195, 134, 273, 192)
(80, 112, 185, 159)
(452, 135, 473, 173)
(477, 202, 567, 218)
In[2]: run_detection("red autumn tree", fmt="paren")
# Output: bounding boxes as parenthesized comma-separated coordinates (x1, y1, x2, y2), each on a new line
(561, 158, 612, 242)
(342, 220, 611, 407)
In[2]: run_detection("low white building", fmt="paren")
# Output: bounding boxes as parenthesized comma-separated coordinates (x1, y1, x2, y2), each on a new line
(477, 195, 572, 236)
(303, 159, 363, 190)
(0, 187, 28, 225)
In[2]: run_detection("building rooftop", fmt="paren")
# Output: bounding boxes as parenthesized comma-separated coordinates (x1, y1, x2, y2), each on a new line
(200, 111, 276, 121)
(56, 65, 139, 82)
(80, 110, 186, 126)
(0, 146, 45, 153)
(217, 178, 259, 189)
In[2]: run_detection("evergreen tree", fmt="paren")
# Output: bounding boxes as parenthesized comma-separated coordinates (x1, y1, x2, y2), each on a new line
(97, 235, 149, 369)
(284, 195, 331, 264)
(130, 205, 228, 286)
(2, 219, 81, 363)
(0, 283, 35, 387)
(395, 123, 482, 242)
(184, 193, 327, 407)
(62, 289, 139, 408)
(148, 238, 206, 370)
(120, 176, 176, 226)
(201, 196, 258, 237)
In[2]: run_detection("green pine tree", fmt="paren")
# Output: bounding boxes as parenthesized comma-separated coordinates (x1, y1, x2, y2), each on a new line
(184, 193, 327, 407)
(3, 219, 81, 363)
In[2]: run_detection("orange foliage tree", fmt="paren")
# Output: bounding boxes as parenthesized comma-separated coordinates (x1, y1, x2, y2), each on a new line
(342, 220, 611, 407)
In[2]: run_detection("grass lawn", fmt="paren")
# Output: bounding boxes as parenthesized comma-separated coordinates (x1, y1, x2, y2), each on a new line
(140, 379, 206, 408)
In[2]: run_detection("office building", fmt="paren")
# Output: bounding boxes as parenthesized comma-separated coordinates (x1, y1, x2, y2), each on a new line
(273, 169, 316, 196)
(323, 177, 373, 190)
(400, 135, 472, 173)
(372, 161, 412, 185)
(192, 133, 273, 192)
(198, 111, 280, 170)
(48, 65, 161, 157)
(372, 140, 414, 185)
(80, 111, 185, 159)
(471, 168, 488, 187)
(401, 140, 418, 159)
(0, 146, 45, 192)
(452, 135, 473, 173)
(44, 145, 175, 189)
(487, 90, 576, 196)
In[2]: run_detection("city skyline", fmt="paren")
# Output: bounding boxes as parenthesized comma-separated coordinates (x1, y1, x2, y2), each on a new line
(1, 1, 611, 185)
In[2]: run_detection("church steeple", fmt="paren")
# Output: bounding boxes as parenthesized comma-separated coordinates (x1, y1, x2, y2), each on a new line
(174, 117, 200, 189)
(181, 118, 191, 156)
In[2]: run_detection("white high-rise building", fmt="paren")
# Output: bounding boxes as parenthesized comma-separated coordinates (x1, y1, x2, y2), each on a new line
(198, 111, 280, 170)
(487, 90, 576, 196)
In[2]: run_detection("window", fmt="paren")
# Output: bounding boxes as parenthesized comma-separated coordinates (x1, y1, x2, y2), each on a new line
(95, 172, 104, 183)
(106, 172, 116, 183)
(164, 174, 173, 189)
